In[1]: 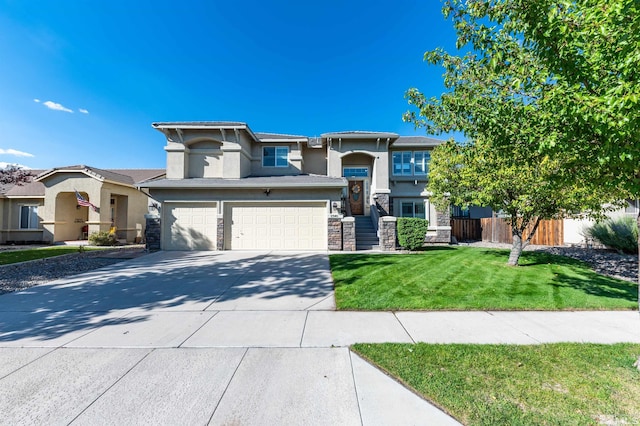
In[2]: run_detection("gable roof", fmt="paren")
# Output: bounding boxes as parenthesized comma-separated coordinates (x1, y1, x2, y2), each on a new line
(35, 165, 165, 187)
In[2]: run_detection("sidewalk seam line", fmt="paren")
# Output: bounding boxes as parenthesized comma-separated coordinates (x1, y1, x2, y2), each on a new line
(177, 311, 219, 348)
(67, 348, 155, 424)
(299, 311, 310, 347)
(207, 347, 249, 423)
(0, 347, 58, 381)
(393, 311, 416, 344)
(348, 350, 365, 426)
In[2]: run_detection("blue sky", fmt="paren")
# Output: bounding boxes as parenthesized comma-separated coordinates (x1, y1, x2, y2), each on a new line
(0, 0, 459, 170)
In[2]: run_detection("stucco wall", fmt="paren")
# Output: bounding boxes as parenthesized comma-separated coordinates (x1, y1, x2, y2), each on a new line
(301, 146, 327, 175)
(250, 142, 303, 176)
(0, 197, 45, 243)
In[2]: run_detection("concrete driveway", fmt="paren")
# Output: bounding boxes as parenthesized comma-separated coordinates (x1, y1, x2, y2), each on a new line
(0, 251, 459, 425)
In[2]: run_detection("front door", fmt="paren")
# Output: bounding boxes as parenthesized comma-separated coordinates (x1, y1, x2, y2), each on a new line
(348, 180, 364, 215)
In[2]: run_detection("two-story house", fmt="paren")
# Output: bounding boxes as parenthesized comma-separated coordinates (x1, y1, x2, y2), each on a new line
(140, 121, 450, 251)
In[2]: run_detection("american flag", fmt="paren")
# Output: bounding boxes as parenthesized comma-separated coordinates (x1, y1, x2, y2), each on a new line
(75, 190, 98, 211)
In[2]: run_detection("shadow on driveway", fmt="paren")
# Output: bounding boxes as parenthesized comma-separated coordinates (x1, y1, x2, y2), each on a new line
(0, 251, 334, 343)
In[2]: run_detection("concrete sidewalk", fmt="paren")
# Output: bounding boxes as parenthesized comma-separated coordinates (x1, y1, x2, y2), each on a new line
(0, 251, 638, 425)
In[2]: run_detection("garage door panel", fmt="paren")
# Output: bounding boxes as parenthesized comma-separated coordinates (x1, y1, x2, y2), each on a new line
(229, 203, 327, 250)
(164, 203, 217, 250)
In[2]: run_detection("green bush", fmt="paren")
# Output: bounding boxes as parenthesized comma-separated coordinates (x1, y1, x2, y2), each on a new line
(397, 217, 429, 251)
(585, 216, 638, 254)
(88, 231, 118, 246)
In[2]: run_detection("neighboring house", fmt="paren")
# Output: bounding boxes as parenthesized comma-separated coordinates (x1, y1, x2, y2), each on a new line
(0, 170, 45, 244)
(564, 199, 640, 245)
(0, 166, 164, 244)
(140, 121, 449, 251)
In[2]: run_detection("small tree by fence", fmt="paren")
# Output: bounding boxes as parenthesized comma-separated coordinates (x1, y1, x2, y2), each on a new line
(481, 217, 564, 246)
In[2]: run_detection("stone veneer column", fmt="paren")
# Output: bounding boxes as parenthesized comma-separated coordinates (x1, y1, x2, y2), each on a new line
(378, 216, 397, 251)
(144, 214, 161, 251)
(341, 217, 356, 251)
(327, 216, 342, 250)
(424, 209, 452, 244)
(216, 216, 224, 250)
(374, 193, 390, 215)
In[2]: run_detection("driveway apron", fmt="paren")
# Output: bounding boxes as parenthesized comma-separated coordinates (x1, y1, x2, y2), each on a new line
(0, 251, 459, 425)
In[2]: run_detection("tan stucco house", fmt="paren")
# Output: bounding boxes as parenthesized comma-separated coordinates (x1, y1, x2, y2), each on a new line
(0, 166, 164, 244)
(140, 121, 450, 251)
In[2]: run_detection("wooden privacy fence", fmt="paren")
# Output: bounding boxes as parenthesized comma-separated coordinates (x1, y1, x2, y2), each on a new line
(450, 218, 482, 241)
(480, 217, 564, 246)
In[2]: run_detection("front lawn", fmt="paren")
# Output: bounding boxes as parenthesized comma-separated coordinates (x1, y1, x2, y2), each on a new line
(330, 247, 637, 310)
(353, 343, 640, 425)
(0, 246, 96, 265)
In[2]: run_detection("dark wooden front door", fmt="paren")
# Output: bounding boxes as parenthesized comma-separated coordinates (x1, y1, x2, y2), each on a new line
(348, 180, 364, 215)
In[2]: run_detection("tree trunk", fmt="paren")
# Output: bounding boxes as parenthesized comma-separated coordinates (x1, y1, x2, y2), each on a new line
(508, 232, 523, 266)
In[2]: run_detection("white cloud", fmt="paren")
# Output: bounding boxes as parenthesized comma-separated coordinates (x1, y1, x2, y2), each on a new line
(78, 108, 89, 114)
(42, 100, 73, 113)
(33, 98, 41, 103)
(0, 148, 35, 157)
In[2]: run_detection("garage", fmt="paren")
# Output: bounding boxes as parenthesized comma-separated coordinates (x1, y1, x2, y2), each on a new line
(163, 202, 218, 250)
(227, 202, 327, 250)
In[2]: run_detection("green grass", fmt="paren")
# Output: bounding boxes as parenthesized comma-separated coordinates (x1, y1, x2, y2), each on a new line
(353, 343, 640, 425)
(0, 246, 102, 265)
(330, 247, 637, 310)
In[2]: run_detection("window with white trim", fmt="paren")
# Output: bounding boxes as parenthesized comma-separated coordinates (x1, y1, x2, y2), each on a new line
(414, 151, 430, 175)
(392, 151, 430, 176)
(262, 146, 289, 167)
(400, 201, 425, 219)
(20, 205, 39, 229)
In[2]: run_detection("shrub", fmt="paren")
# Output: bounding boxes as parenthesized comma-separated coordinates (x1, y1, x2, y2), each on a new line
(397, 217, 429, 251)
(88, 231, 118, 246)
(585, 216, 638, 254)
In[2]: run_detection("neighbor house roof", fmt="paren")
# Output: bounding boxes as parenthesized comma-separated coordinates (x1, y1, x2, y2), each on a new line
(139, 174, 347, 189)
(36, 165, 165, 187)
(0, 169, 46, 198)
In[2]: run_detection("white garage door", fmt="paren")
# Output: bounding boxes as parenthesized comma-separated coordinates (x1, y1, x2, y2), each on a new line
(229, 203, 327, 250)
(164, 203, 217, 250)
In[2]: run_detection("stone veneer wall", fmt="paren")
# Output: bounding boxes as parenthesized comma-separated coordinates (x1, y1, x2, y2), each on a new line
(424, 209, 452, 244)
(378, 216, 397, 251)
(374, 193, 390, 215)
(341, 217, 356, 251)
(144, 215, 161, 251)
(328, 216, 342, 250)
(217, 217, 224, 250)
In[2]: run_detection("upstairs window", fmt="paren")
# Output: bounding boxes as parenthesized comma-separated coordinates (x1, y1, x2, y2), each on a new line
(20, 205, 39, 229)
(393, 151, 430, 176)
(263, 146, 289, 167)
(414, 151, 430, 175)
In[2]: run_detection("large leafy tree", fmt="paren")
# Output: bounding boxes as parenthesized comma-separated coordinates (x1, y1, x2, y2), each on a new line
(428, 139, 608, 265)
(404, 0, 625, 265)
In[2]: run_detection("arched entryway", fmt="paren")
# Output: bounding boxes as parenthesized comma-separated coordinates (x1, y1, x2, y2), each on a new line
(341, 152, 375, 216)
(54, 191, 90, 241)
